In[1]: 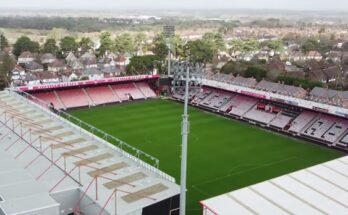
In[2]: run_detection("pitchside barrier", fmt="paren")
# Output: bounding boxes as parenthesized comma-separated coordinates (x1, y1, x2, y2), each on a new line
(8, 88, 176, 183)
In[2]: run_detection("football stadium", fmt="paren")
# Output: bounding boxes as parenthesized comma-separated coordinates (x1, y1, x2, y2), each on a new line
(1, 73, 348, 214)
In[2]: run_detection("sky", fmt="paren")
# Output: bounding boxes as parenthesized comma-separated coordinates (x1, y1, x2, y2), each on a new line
(1, 0, 348, 11)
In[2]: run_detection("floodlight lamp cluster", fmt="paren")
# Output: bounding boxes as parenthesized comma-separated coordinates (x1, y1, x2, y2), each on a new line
(171, 61, 203, 93)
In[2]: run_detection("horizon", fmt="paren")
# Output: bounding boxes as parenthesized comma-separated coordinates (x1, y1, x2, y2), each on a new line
(1, 0, 348, 12)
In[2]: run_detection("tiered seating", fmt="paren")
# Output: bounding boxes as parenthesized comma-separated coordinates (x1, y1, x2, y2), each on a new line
(191, 90, 212, 104)
(339, 134, 348, 146)
(32, 91, 65, 109)
(288, 111, 318, 133)
(302, 115, 336, 140)
(58, 89, 90, 108)
(111, 83, 144, 100)
(199, 92, 219, 106)
(86, 86, 119, 105)
(244, 108, 277, 124)
(270, 114, 293, 129)
(211, 95, 232, 109)
(322, 120, 348, 143)
(136, 82, 157, 98)
(219, 95, 237, 112)
(228, 95, 258, 117)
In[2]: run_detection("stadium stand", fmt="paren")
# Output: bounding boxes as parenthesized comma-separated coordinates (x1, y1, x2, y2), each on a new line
(136, 82, 157, 98)
(86, 86, 120, 105)
(29, 79, 157, 109)
(289, 111, 318, 133)
(322, 119, 348, 143)
(57, 88, 91, 108)
(270, 114, 293, 129)
(244, 108, 277, 125)
(111, 83, 145, 100)
(339, 134, 348, 147)
(191, 89, 212, 105)
(31, 91, 65, 109)
(0, 89, 180, 215)
(170, 79, 348, 150)
(302, 115, 337, 140)
(228, 95, 258, 117)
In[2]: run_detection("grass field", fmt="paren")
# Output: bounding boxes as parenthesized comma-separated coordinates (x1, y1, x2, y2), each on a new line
(70, 99, 343, 214)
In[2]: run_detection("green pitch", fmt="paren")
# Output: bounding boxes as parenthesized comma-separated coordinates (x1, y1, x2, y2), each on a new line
(70, 99, 342, 213)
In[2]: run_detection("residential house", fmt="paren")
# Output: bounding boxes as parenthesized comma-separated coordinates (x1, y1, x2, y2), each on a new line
(10, 65, 26, 86)
(70, 60, 84, 70)
(82, 67, 104, 80)
(80, 52, 97, 63)
(18, 51, 35, 64)
(40, 53, 56, 64)
(30, 71, 59, 85)
(288, 51, 306, 62)
(102, 66, 123, 77)
(115, 54, 130, 66)
(66, 52, 77, 66)
(79, 53, 97, 69)
(322, 65, 342, 83)
(48, 60, 67, 73)
(305, 51, 323, 61)
(83, 58, 98, 69)
(98, 57, 116, 69)
(24, 62, 44, 73)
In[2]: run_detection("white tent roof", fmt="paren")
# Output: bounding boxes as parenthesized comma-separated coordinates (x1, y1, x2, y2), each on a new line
(201, 156, 348, 215)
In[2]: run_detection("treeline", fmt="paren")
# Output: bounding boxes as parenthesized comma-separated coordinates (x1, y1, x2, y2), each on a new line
(0, 17, 160, 32)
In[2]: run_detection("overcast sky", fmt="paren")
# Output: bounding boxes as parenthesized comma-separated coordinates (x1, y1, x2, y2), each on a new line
(1, 0, 348, 11)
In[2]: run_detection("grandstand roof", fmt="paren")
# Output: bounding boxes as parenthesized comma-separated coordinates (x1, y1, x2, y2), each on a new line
(0, 89, 179, 214)
(201, 156, 348, 215)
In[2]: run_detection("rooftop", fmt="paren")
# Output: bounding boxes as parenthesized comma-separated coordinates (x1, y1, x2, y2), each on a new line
(0, 90, 179, 214)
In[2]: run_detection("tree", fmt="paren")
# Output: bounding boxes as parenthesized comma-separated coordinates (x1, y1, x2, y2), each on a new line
(213, 33, 226, 51)
(229, 39, 245, 53)
(301, 38, 320, 53)
(98, 32, 114, 57)
(0, 34, 9, 51)
(114, 33, 135, 54)
(134, 32, 147, 54)
(41, 38, 59, 55)
(171, 35, 185, 58)
(0, 53, 15, 89)
(151, 34, 168, 61)
(126, 55, 160, 75)
(229, 39, 259, 53)
(13, 36, 40, 57)
(318, 27, 326, 38)
(243, 39, 260, 52)
(265, 40, 284, 51)
(185, 39, 215, 65)
(59, 36, 78, 54)
(79, 37, 94, 53)
(244, 66, 267, 81)
(202, 32, 226, 52)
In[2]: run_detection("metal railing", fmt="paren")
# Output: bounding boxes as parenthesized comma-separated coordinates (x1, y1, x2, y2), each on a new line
(7, 88, 176, 183)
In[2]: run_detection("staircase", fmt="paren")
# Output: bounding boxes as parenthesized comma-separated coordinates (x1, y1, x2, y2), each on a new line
(82, 88, 95, 106)
(53, 90, 66, 110)
(108, 85, 122, 103)
(133, 82, 147, 99)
